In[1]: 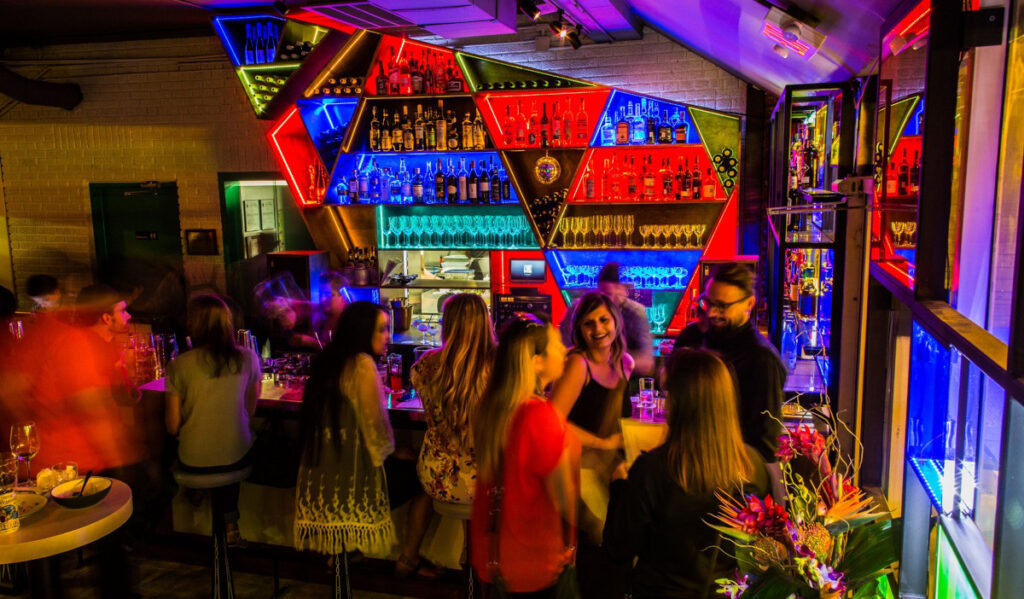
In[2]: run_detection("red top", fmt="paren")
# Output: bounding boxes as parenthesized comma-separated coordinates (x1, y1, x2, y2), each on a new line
(471, 397, 579, 593)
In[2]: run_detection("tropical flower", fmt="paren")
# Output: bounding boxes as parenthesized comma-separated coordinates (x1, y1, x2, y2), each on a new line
(714, 573, 750, 599)
(735, 494, 789, 537)
(776, 425, 826, 463)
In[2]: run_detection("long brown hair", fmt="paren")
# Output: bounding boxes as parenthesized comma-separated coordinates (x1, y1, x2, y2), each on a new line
(187, 294, 243, 377)
(474, 313, 553, 481)
(570, 291, 625, 367)
(661, 348, 753, 494)
(426, 293, 495, 445)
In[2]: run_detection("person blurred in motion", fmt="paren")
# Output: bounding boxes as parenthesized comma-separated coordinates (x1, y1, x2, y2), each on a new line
(603, 349, 769, 599)
(0, 286, 24, 432)
(561, 262, 653, 376)
(313, 271, 349, 345)
(411, 293, 495, 505)
(26, 274, 62, 314)
(165, 295, 261, 546)
(294, 301, 437, 578)
(255, 272, 319, 351)
(471, 313, 580, 597)
(549, 291, 633, 598)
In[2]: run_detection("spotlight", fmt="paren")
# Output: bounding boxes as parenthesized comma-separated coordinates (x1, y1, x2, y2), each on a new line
(566, 24, 582, 49)
(519, 0, 541, 21)
(782, 22, 801, 42)
(773, 43, 789, 58)
(549, 10, 566, 36)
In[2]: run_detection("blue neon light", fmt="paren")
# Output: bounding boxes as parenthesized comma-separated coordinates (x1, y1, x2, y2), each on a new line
(344, 286, 380, 303)
(296, 98, 359, 171)
(906, 99, 925, 136)
(590, 89, 698, 147)
(546, 249, 701, 290)
(213, 15, 286, 67)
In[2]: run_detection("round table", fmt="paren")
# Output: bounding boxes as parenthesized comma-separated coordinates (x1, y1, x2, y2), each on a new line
(0, 479, 133, 564)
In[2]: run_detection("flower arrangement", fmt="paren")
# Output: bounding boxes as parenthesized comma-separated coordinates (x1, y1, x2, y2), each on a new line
(711, 406, 901, 598)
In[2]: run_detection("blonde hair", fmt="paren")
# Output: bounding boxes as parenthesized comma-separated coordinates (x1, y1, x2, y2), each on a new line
(662, 348, 753, 493)
(426, 293, 496, 445)
(474, 314, 552, 482)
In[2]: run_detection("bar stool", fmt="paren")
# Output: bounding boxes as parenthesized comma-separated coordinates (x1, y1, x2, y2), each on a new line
(172, 464, 252, 599)
(432, 499, 474, 599)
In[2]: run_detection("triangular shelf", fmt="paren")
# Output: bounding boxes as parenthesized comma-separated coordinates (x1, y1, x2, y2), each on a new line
(565, 147, 728, 204)
(689, 107, 741, 196)
(268, 105, 329, 207)
(213, 15, 287, 67)
(364, 36, 466, 98)
(545, 249, 702, 290)
(296, 97, 360, 171)
(236, 63, 302, 116)
(455, 53, 597, 92)
(476, 88, 610, 150)
(304, 30, 381, 98)
(591, 90, 698, 146)
(501, 149, 585, 246)
(550, 203, 723, 250)
(343, 95, 489, 155)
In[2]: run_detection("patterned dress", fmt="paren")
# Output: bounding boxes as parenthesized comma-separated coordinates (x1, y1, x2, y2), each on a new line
(410, 349, 478, 505)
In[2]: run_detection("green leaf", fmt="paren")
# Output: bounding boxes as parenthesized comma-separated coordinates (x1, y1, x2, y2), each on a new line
(837, 519, 901, 587)
(740, 568, 807, 599)
(825, 513, 885, 536)
(708, 523, 755, 543)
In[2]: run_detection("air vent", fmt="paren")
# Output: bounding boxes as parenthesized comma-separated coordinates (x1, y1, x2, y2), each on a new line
(307, 0, 516, 39)
(308, 2, 414, 30)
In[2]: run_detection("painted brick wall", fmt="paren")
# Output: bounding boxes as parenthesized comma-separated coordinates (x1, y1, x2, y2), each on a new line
(0, 28, 748, 307)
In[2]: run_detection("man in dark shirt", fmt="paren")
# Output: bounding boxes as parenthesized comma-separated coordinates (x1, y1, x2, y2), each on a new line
(673, 263, 786, 462)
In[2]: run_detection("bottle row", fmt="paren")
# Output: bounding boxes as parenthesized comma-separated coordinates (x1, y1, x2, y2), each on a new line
(278, 41, 315, 62)
(372, 48, 466, 96)
(599, 99, 690, 146)
(498, 98, 590, 149)
(477, 80, 575, 91)
(343, 246, 380, 286)
(579, 156, 721, 202)
(243, 23, 281, 65)
(369, 102, 487, 153)
(310, 77, 365, 97)
(553, 215, 707, 249)
(885, 149, 921, 197)
(527, 189, 569, 238)
(335, 157, 513, 205)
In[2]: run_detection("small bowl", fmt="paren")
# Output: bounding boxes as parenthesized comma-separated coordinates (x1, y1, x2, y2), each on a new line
(50, 477, 112, 509)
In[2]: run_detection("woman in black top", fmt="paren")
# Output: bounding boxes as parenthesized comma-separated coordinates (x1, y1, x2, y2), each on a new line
(604, 348, 769, 599)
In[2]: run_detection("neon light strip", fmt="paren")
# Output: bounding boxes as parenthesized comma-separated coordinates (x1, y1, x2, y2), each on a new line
(269, 106, 313, 206)
(457, 52, 597, 88)
(306, 29, 367, 97)
(455, 53, 479, 92)
(899, 7, 932, 37)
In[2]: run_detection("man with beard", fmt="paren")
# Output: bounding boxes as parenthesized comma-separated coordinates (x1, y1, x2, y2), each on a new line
(672, 262, 786, 463)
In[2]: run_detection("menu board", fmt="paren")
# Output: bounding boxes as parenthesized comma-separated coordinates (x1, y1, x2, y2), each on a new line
(243, 200, 261, 233)
(260, 198, 277, 230)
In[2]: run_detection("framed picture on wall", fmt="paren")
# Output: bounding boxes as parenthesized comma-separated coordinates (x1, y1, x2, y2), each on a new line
(243, 200, 260, 233)
(260, 198, 276, 230)
(185, 229, 219, 255)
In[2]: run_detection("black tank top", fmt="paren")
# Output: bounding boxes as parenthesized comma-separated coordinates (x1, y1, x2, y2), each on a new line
(567, 354, 630, 437)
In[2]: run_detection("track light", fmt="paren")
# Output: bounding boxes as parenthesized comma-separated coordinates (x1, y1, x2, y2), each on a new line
(782, 22, 801, 42)
(549, 10, 566, 36)
(566, 24, 583, 49)
(519, 0, 541, 21)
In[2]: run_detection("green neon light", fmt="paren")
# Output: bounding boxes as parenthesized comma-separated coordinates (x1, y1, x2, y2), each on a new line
(457, 52, 597, 88)
(455, 53, 479, 93)
(887, 95, 921, 157)
(236, 64, 301, 114)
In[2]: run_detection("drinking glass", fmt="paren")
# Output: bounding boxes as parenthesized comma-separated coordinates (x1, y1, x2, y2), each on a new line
(613, 215, 625, 247)
(638, 378, 656, 422)
(0, 453, 16, 493)
(53, 461, 78, 485)
(10, 423, 40, 487)
(387, 353, 404, 394)
(904, 222, 917, 246)
(694, 224, 707, 247)
(558, 217, 571, 247)
(890, 221, 903, 247)
(429, 215, 445, 247)
(680, 224, 693, 249)
(638, 225, 649, 248)
(426, 320, 441, 346)
(651, 305, 667, 334)
(672, 266, 685, 288)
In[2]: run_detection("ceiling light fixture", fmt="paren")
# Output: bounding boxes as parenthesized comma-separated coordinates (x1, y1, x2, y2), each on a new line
(549, 10, 566, 36)
(519, 0, 542, 21)
(565, 23, 583, 49)
(782, 22, 801, 42)
(773, 43, 790, 58)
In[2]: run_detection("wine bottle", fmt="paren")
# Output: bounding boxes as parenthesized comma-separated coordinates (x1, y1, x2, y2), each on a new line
(909, 150, 920, 194)
(678, 158, 690, 199)
(468, 160, 479, 204)
(660, 158, 673, 199)
(552, 101, 563, 147)
(527, 101, 538, 147)
(411, 57, 423, 94)
(898, 149, 909, 196)
(691, 161, 702, 200)
(576, 98, 588, 144)
(435, 158, 446, 203)
(703, 168, 715, 199)
(414, 104, 426, 151)
(457, 157, 469, 203)
(369, 106, 382, 152)
(479, 159, 491, 201)
(435, 100, 448, 151)
(490, 161, 501, 203)
(446, 159, 457, 204)
(515, 101, 527, 146)
(643, 157, 656, 200)
(244, 24, 256, 65)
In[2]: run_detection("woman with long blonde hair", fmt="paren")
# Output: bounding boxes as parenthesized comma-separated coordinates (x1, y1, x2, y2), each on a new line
(470, 313, 580, 597)
(603, 348, 769, 599)
(411, 293, 495, 504)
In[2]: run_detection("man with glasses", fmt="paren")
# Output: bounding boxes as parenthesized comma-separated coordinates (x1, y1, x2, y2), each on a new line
(673, 262, 786, 465)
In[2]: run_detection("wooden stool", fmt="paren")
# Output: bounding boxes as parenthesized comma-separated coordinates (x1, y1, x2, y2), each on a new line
(433, 500, 474, 599)
(173, 465, 252, 599)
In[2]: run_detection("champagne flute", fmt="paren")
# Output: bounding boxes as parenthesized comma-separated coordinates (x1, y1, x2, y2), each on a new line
(558, 217, 571, 247)
(600, 215, 613, 248)
(626, 215, 635, 247)
(904, 221, 917, 246)
(10, 422, 40, 488)
(580, 217, 592, 248)
(613, 215, 625, 247)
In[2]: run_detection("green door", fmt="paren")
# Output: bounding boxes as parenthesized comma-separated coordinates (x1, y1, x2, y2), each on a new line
(90, 182, 186, 327)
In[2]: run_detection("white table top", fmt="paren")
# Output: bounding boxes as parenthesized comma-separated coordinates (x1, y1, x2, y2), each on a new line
(0, 479, 133, 564)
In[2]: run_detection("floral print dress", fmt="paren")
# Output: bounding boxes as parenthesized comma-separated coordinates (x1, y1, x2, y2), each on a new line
(410, 349, 477, 505)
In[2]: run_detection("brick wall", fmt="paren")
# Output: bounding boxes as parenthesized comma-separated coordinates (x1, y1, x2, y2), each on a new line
(0, 28, 748, 307)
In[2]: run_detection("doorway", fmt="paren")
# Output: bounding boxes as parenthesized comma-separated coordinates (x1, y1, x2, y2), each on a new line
(90, 182, 186, 329)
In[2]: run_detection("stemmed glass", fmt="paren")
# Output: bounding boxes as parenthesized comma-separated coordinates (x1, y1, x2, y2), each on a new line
(612, 215, 625, 248)
(625, 215, 635, 247)
(680, 224, 693, 249)
(579, 217, 592, 248)
(890, 221, 904, 247)
(426, 319, 440, 346)
(558, 217, 571, 248)
(904, 222, 917, 246)
(650, 305, 667, 334)
(672, 267, 685, 288)
(10, 422, 40, 488)
(600, 215, 612, 248)
(694, 224, 707, 247)
(569, 217, 581, 248)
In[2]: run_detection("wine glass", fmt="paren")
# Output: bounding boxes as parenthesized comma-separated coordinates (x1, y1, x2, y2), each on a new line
(651, 305, 667, 334)
(600, 215, 613, 248)
(612, 215, 625, 247)
(579, 217, 592, 248)
(426, 319, 441, 346)
(904, 221, 917, 246)
(10, 422, 40, 487)
(558, 217, 571, 247)
(625, 215, 635, 247)
(694, 224, 707, 247)
(890, 221, 904, 247)
(680, 224, 693, 249)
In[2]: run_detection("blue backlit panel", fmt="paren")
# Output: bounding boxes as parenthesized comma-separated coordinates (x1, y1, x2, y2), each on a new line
(907, 321, 954, 512)
(590, 89, 698, 147)
(377, 204, 537, 250)
(296, 98, 359, 171)
(546, 249, 701, 290)
(213, 15, 287, 67)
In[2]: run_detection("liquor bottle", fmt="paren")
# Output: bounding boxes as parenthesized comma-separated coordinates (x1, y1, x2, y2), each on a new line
(335, 175, 349, 203)
(461, 113, 473, 151)
(369, 161, 381, 202)
(660, 158, 673, 199)
(631, 102, 645, 145)
(626, 156, 638, 200)
(473, 110, 486, 150)
(376, 61, 388, 95)
(254, 24, 266, 64)
(645, 101, 657, 145)
(457, 157, 469, 203)
(909, 150, 920, 194)
(898, 149, 909, 196)
(399, 158, 412, 203)
(391, 110, 404, 152)
(447, 111, 460, 151)
(348, 168, 359, 203)
(608, 153, 621, 199)
(411, 56, 424, 94)
(527, 102, 538, 147)
(615, 107, 629, 145)
(600, 116, 614, 146)
(435, 101, 448, 151)
(398, 52, 411, 95)
(658, 111, 672, 144)
(584, 161, 595, 200)
(468, 160, 479, 204)
(563, 101, 574, 144)
(515, 101, 527, 146)
(540, 103, 550, 148)
(446, 61, 463, 92)
(499, 162, 511, 201)
(691, 161, 702, 200)
(479, 159, 491, 201)
(414, 104, 426, 151)
(886, 162, 897, 196)
(576, 97, 588, 144)
(380, 110, 393, 152)
(388, 48, 400, 95)
(435, 158, 446, 203)
(358, 163, 370, 200)
(425, 107, 437, 150)
(446, 160, 457, 204)
(643, 157, 656, 200)
(412, 168, 424, 203)
(678, 158, 690, 199)
(402, 106, 414, 152)
(673, 111, 688, 144)
(703, 168, 715, 199)
(244, 24, 256, 65)
(503, 105, 515, 146)
(389, 168, 402, 203)
(435, 59, 447, 93)
(489, 161, 502, 203)
(423, 52, 435, 94)
(369, 107, 382, 152)
(552, 101, 563, 147)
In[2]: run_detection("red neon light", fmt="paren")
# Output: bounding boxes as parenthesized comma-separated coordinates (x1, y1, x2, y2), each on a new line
(364, 34, 461, 97)
(883, 0, 931, 58)
(267, 105, 323, 207)
(760, 23, 813, 57)
(476, 89, 610, 150)
(566, 146, 725, 204)
(285, 8, 357, 33)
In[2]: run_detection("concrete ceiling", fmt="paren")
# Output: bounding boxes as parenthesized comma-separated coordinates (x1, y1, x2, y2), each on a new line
(0, 0, 905, 94)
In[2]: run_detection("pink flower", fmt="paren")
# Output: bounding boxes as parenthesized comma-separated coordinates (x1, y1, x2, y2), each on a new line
(776, 425, 826, 463)
(735, 495, 790, 538)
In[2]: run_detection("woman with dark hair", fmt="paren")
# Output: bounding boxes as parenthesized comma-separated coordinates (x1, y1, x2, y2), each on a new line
(165, 294, 261, 545)
(294, 301, 435, 577)
(603, 349, 769, 599)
